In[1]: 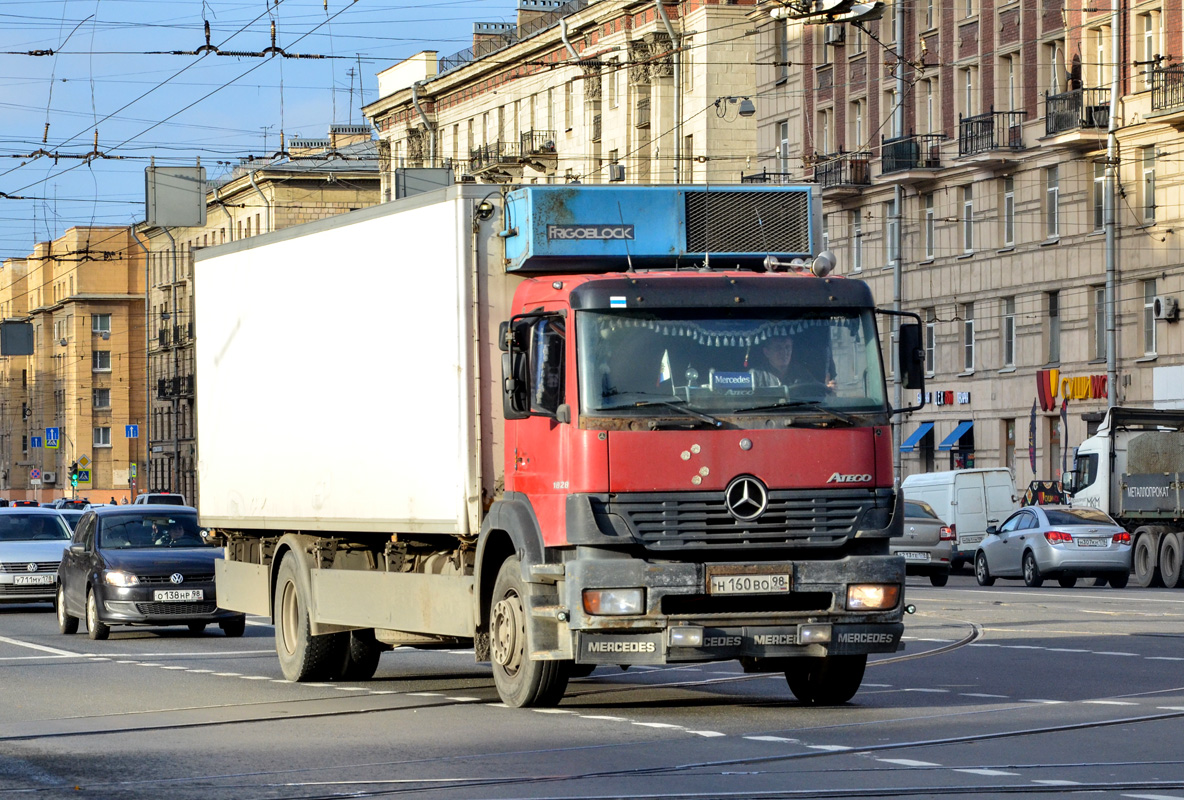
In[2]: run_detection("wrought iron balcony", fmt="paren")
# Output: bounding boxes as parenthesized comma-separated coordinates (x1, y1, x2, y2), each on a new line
(958, 109, 1026, 156)
(1045, 88, 1110, 136)
(814, 151, 871, 190)
(469, 141, 522, 173)
(880, 133, 945, 174)
(520, 130, 557, 156)
(740, 170, 797, 184)
(1151, 65, 1184, 113)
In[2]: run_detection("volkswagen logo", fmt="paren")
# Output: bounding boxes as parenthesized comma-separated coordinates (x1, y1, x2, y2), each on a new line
(724, 475, 768, 522)
(169, 573, 184, 585)
(26, 563, 37, 573)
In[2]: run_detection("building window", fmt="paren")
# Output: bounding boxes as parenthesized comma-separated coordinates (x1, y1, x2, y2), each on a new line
(1046, 42, 1065, 95)
(959, 66, 977, 118)
(1045, 165, 1059, 238)
(884, 198, 898, 267)
(94, 426, 111, 448)
(93, 388, 111, 409)
(1092, 285, 1106, 360)
(92, 313, 111, 334)
(775, 20, 789, 81)
(1005, 418, 1016, 471)
(964, 0, 975, 18)
(1002, 176, 1015, 247)
(850, 99, 866, 148)
(821, 213, 830, 252)
(93, 350, 111, 371)
(1141, 146, 1156, 223)
(1002, 296, 1015, 367)
(924, 307, 936, 375)
(884, 89, 899, 138)
(608, 60, 620, 108)
(1047, 291, 1060, 363)
(1091, 26, 1110, 87)
(1001, 55, 1018, 111)
(1143, 279, 1157, 355)
(962, 185, 974, 252)
(923, 193, 935, 259)
(1139, 12, 1161, 88)
(1093, 161, 1106, 231)
(564, 81, 574, 129)
(963, 302, 975, 371)
(923, 0, 934, 29)
(850, 210, 863, 272)
(817, 108, 833, 156)
(922, 79, 937, 134)
(851, 21, 865, 54)
(778, 120, 790, 172)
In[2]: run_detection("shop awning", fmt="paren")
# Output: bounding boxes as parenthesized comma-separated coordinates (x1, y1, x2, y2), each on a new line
(899, 422, 934, 453)
(937, 421, 974, 451)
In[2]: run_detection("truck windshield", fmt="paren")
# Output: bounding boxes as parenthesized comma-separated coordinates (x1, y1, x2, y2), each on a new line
(576, 309, 887, 418)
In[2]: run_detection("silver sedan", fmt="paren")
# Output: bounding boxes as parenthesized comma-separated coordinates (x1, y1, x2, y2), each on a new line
(974, 505, 1132, 589)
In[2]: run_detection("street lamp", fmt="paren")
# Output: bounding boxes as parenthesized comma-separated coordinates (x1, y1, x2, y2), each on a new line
(713, 96, 757, 119)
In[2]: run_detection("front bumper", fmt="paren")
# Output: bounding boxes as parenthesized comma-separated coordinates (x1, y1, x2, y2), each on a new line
(99, 583, 242, 625)
(0, 574, 58, 603)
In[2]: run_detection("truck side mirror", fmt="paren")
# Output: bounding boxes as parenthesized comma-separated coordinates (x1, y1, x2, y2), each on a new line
(898, 323, 925, 391)
(501, 351, 530, 420)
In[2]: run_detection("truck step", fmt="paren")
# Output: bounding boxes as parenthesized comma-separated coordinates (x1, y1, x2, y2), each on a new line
(530, 563, 565, 583)
(531, 604, 568, 620)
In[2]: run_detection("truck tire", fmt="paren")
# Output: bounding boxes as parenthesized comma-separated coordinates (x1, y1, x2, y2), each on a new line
(1159, 533, 1184, 589)
(489, 557, 569, 708)
(1134, 532, 1163, 588)
(785, 654, 867, 705)
(1022, 552, 1044, 588)
(334, 629, 383, 681)
(274, 554, 347, 681)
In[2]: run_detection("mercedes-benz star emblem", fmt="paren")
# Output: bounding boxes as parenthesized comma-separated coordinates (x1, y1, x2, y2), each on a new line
(170, 573, 184, 585)
(724, 475, 768, 521)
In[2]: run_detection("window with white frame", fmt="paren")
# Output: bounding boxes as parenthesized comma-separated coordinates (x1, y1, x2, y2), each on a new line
(1002, 176, 1015, 247)
(778, 120, 791, 172)
(884, 89, 899, 138)
(851, 21, 865, 54)
(1045, 165, 1059, 238)
(93, 388, 110, 409)
(1143, 279, 1157, 354)
(1093, 161, 1106, 231)
(1141, 146, 1156, 223)
(822, 213, 830, 252)
(1002, 296, 1016, 367)
(564, 82, 574, 129)
(775, 22, 788, 81)
(884, 198, 899, 267)
(964, 0, 975, 18)
(925, 307, 936, 374)
(608, 60, 620, 108)
(818, 25, 830, 67)
(962, 185, 974, 252)
(93, 350, 111, 371)
(94, 426, 111, 447)
(1047, 290, 1060, 363)
(850, 210, 863, 272)
(1002, 55, 1018, 111)
(817, 108, 833, 156)
(963, 302, 975, 371)
(923, 79, 937, 134)
(1091, 26, 1110, 87)
(1139, 12, 1161, 88)
(1045, 42, 1065, 95)
(923, 0, 934, 29)
(92, 313, 111, 334)
(924, 193, 935, 259)
(1093, 285, 1106, 360)
(850, 99, 866, 148)
(959, 66, 978, 118)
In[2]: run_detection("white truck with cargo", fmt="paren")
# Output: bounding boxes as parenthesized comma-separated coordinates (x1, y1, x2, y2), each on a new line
(900, 468, 1019, 572)
(1065, 407, 1184, 587)
(198, 184, 926, 707)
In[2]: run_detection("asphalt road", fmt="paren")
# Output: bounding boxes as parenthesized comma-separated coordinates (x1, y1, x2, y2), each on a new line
(2, 573, 1184, 800)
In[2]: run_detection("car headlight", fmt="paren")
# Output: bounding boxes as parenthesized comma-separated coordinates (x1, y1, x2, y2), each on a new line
(846, 583, 900, 611)
(582, 588, 645, 615)
(104, 570, 140, 587)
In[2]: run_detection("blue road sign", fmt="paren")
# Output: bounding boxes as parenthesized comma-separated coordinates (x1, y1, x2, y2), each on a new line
(30, 436, 42, 449)
(126, 424, 139, 438)
(77, 469, 91, 485)
(45, 427, 59, 449)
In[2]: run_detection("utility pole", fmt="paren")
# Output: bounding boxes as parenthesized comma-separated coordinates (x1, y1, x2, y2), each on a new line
(1104, 0, 1120, 409)
(892, 2, 904, 484)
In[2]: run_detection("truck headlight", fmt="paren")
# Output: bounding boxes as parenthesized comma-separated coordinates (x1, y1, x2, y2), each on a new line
(104, 570, 140, 587)
(846, 583, 900, 611)
(582, 588, 645, 615)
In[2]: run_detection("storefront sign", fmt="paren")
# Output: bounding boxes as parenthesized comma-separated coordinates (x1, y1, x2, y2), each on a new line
(1037, 368, 1106, 412)
(915, 390, 971, 406)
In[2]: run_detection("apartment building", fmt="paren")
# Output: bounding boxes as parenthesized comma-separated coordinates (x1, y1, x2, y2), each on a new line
(0, 227, 146, 503)
(364, 0, 759, 190)
(135, 126, 381, 503)
(750, 0, 1184, 487)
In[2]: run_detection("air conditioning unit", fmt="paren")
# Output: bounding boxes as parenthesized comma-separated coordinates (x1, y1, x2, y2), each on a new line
(42, 471, 56, 484)
(824, 24, 845, 45)
(607, 163, 626, 182)
(1153, 295, 1179, 322)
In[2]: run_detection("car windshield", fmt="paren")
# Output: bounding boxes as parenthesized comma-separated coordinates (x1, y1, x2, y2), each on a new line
(904, 500, 940, 519)
(0, 513, 71, 541)
(576, 309, 887, 419)
(1043, 508, 1115, 526)
(98, 513, 205, 549)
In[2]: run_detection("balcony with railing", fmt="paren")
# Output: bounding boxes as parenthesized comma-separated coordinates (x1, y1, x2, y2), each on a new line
(437, 0, 590, 77)
(813, 151, 871, 196)
(1151, 64, 1184, 119)
(958, 109, 1026, 159)
(1045, 87, 1110, 139)
(740, 170, 797, 184)
(469, 140, 522, 176)
(880, 133, 945, 178)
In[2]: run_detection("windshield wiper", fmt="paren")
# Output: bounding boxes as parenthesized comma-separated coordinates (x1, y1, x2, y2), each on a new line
(733, 400, 859, 426)
(633, 399, 724, 428)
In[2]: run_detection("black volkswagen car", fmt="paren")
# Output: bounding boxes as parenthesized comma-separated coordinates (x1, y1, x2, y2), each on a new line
(56, 506, 246, 640)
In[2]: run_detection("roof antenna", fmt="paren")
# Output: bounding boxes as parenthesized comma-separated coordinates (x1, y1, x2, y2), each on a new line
(617, 200, 634, 272)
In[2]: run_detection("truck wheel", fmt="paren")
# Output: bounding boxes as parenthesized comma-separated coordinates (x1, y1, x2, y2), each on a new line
(274, 554, 347, 681)
(1108, 571, 1130, 589)
(57, 585, 78, 634)
(974, 552, 995, 586)
(785, 654, 867, 705)
(334, 629, 383, 681)
(1134, 533, 1163, 588)
(1159, 533, 1184, 588)
(489, 557, 569, 708)
(1022, 552, 1044, 588)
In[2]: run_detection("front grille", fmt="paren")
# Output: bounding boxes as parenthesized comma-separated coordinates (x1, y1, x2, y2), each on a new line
(662, 592, 833, 616)
(596, 489, 881, 551)
(684, 190, 811, 254)
(135, 602, 217, 615)
(138, 573, 215, 585)
(0, 561, 60, 573)
(0, 584, 56, 596)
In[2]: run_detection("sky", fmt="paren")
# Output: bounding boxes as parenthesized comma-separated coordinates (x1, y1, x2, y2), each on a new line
(0, 0, 516, 262)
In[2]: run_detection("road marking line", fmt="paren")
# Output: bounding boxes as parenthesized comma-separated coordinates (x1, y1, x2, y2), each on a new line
(186, 668, 213, 673)
(1032, 779, 1081, 785)
(446, 697, 480, 702)
(961, 693, 1009, 698)
(136, 663, 162, 667)
(533, 708, 575, 715)
(0, 636, 84, 657)
(877, 759, 941, 767)
(808, 745, 852, 752)
(334, 686, 368, 691)
(687, 730, 726, 737)
(1083, 700, 1138, 706)
(863, 683, 892, 688)
(633, 722, 683, 729)
(582, 715, 628, 721)
(1020, 699, 1065, 704)
(956, 768, 1019, 776)
(1121, 795, 1184, 799)
(212, 672, 240, 677)
(1095, 652, 1139, 657)
(904, 688, 949, 693)
(239, 675, 271, 681)
(1146, 657, 1184, 662)
(1156, 706, 1184, 711)
(160, 666, 187, 670)
(1047, 648, 1089, 653)
(746, 736, 799, 743)
(406, 692, 441, 697)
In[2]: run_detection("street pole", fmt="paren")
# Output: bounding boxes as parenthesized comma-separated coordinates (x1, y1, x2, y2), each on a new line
(892, 4, 905, 484)
(1104, 0, 1119, 409)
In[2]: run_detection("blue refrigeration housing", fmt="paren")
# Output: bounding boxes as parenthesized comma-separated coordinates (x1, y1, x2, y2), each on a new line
(502, 185, 819, 272)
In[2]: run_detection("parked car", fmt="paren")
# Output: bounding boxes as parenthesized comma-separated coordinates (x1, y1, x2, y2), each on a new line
(891, 499, 955, 586)
(56, 506, 246, 639)
(974, 505, 1132, 589)
(53, 499, 89, 510)
(11, 500, 40, 508)
(901, 469, 1020, 572)
(133, 493, 186, 506)
(0, 508, 73, 605)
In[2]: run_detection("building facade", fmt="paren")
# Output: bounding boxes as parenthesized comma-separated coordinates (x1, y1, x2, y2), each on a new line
(0, 227, 146, 503)
(751, 0, 1184, 489)
(364, 0, 760, 190)
(135, 126, 381, 503)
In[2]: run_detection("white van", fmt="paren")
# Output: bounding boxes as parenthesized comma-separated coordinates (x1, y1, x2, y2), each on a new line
(901, 468, 1020, 571)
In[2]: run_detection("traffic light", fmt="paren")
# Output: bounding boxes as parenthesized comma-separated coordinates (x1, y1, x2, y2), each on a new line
(69, 461, 79, 489)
